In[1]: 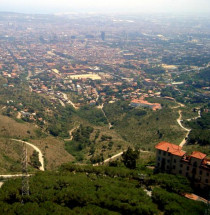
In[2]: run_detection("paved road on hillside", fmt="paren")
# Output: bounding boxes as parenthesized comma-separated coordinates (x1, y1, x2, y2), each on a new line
(11, 139, 44, 171)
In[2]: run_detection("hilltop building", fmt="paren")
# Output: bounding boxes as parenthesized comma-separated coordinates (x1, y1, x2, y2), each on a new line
(155, 141, 210, 189)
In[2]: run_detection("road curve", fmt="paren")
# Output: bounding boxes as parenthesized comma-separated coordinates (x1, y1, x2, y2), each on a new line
(177, 110, 200, 147)
(11, 139, 45, 171)
(177, 110, 191, 147)
(93, 149, 150, 166)
(177, 110, 191, 132)
(64, 125, 80, 141)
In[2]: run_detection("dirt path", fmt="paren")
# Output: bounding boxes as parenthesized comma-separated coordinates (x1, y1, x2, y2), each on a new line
(171, 102, 185, 109)
(64, 125, 80, 141)
(98, 103, 113, 129)
(177, 110, 191, 132)
(186, 110, 201, 121)
(62, 92, 78, 109)
(0, 174, 31, 178)
(170, 101, 200, 147)
(11, 139, 44, 171)
(177, 109, 200, 147)
(93, 149, 150, 166)
(16, 112, 21, 119)
(177, 110, 191, 147)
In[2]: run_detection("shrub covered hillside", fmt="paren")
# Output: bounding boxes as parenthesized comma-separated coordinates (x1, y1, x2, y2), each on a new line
(0, 164, 206, 215)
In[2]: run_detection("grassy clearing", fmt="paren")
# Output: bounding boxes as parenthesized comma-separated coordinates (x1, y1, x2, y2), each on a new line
(0, 138, 22, 174)
(0, 115, 36, 139)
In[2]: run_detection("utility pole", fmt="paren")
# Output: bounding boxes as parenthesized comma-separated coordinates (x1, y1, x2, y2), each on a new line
(21, 142, 29, 202)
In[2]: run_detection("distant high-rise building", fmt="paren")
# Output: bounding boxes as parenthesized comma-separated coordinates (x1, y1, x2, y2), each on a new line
(101, 31, 105, 41)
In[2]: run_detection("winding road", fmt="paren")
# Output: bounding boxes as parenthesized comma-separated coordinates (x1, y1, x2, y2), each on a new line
(0, 139, 44, 180)
(177, 110, 191, 147)
(0, 139, 45, 181)
(64, 125, 80, 141)
(175, 104, 201, 147)
(11, 139, 45, 171)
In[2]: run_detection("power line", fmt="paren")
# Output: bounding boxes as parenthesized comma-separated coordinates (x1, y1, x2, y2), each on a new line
(21, 142, 29, 203)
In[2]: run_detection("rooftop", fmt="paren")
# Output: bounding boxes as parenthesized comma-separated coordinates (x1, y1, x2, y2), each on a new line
(156, 142, 209, 162)
(190, 151, 206, 160)
(155, 141, 186, 157)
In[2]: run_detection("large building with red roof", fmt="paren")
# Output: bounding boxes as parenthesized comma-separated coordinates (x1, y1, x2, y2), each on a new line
(155, 141, 210, 189)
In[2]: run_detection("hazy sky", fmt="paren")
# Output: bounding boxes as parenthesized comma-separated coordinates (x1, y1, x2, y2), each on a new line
(0, 0, 209, 14)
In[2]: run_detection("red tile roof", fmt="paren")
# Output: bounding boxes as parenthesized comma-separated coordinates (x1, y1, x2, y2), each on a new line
(190, 151, 206, 160)
(155, 141, 186, 157)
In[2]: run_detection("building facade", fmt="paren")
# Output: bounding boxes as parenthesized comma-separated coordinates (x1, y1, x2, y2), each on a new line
(155, 141, 210, 189)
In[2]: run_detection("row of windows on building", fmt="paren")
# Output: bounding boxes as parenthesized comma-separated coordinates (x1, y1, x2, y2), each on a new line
(158, 156, 205, 168)
(157, 157, 209, 177)
(157, 162, 209, 183)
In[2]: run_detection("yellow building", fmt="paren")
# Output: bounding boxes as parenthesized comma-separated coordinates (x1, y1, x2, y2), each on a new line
(155, 142, 210, 189)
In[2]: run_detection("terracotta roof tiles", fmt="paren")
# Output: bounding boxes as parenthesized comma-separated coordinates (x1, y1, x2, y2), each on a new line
(155, 141, 186, 157)
(190, 151, 206, 160)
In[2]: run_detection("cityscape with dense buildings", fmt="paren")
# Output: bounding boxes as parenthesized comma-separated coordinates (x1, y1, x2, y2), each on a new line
(0, 11, 209, 214)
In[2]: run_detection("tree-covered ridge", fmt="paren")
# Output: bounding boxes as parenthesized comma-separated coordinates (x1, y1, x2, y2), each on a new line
(0, 165, 206, 215)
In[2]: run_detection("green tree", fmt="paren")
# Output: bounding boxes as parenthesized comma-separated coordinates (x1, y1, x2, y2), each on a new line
(30, 150, 41, 169)
(122, 147, 139, 169)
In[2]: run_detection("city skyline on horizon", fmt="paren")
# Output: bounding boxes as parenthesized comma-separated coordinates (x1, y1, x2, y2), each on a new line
(0, 0, 210, 15)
